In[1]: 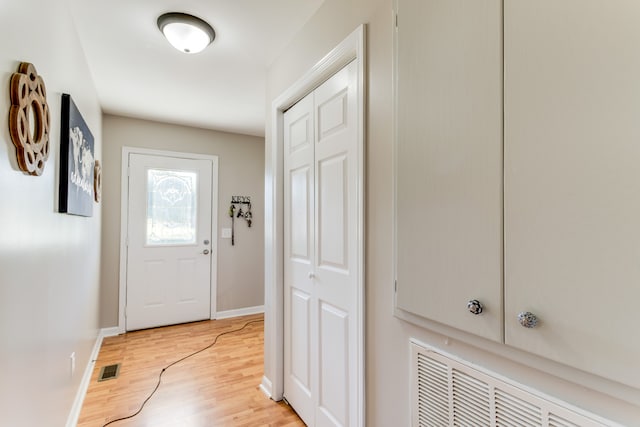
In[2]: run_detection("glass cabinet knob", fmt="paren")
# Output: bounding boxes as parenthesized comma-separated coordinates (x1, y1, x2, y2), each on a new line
(518, 311, 538, 328)
(467, 299, 483, 315)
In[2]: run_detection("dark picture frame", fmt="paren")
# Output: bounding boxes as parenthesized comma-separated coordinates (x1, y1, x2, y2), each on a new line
(59, 94, 94, 217)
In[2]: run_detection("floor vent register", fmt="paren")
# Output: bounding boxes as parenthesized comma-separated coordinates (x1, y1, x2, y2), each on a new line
(98, 363, 121, 382)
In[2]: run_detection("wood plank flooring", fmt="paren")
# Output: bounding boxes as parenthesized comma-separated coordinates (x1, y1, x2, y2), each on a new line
(77, 314, 304, 427)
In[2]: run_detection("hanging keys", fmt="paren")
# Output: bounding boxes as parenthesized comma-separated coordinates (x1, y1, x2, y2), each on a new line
(245, 203, 253, 227)
(229, 197, 254, 244)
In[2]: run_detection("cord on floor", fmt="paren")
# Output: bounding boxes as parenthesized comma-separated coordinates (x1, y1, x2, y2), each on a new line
(102, 319, 264, 427)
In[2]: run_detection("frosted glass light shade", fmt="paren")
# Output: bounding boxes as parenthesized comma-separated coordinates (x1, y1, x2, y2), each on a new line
(157, 13, 215, 54)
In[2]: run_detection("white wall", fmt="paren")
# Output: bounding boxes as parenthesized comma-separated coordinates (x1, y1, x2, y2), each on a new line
(0, 1, 102, 426)
(264, 0, 640, 425)
(100, 115, 265, 327)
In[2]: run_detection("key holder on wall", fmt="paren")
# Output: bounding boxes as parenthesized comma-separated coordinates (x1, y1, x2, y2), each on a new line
(229, 196, 253, 246)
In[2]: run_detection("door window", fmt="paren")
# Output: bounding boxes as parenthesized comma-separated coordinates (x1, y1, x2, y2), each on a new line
(146, 169, 198, 245)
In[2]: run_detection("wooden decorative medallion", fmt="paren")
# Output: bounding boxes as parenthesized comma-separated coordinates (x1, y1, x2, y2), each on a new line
(9, 62, 51, 176)
(94, 160, 102, 203)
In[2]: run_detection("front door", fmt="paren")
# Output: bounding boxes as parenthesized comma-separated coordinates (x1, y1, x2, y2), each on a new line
(126, 153, 215, 331)
(284, 59, 360, 427)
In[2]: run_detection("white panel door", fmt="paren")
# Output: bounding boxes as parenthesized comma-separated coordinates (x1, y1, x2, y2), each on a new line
(284, 60, 359, 427)
(504, 0, 640, 388)
(284, 92, 316, 424)
(126, 153, 213, 331)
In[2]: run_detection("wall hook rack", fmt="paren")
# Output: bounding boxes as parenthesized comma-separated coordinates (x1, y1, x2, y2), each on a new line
(229, 196, 253, 245)
(231, 195, 251, 204)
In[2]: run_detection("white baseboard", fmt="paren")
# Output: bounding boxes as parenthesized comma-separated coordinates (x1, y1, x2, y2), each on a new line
(260, 375, 273, 399)
(65, 327, 120, 427)
(216, 305, 264, 319)
(100, 327, 120, 338)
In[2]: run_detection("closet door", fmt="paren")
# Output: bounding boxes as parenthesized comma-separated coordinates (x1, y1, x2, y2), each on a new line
(504, 0, 640, 388)
(284, 60, 360, 427)
(284, 92, 316, 424)
(395, 0, 504, 342)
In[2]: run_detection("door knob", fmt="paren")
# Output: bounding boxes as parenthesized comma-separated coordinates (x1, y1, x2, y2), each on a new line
(203, 249, 210, 255)
(308, 272, 315, 279)
(518, 311, 538, 328)
(467, 299, 483, 315)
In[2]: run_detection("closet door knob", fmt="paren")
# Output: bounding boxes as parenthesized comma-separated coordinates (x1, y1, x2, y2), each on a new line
(518, 311, 538, 328)
(467, 300, 483, 315)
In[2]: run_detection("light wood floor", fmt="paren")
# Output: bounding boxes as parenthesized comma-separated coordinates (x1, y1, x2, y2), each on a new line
(77, 314, 304, 427)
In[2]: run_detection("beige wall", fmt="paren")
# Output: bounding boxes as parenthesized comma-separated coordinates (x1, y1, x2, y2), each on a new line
(265, 0, 640, 425)
(0, 0, 103, 425)
(100, 114, 265, 327)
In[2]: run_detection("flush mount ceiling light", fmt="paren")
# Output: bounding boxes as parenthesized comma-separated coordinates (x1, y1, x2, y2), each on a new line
(157, 12, 215, 54)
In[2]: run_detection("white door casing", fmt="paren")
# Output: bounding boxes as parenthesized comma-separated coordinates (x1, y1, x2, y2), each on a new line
(283, 51, 361, 427)
(119, 148, 219, 333)
(265, 25, 365, 427)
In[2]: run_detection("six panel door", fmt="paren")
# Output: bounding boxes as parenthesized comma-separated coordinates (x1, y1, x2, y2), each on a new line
(284, 60, 360, 427)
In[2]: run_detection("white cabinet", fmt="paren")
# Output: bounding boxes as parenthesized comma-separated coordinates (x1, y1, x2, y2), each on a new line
(395, 0, 504, 342)
(504, 0, 640, 388)
(396, 0, 640, 389)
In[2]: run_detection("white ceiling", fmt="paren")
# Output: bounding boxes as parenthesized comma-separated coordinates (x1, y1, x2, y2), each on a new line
(69, 0, 325, 137)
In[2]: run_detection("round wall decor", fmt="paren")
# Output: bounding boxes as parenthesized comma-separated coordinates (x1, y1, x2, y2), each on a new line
(9, 62, 51, 176)
(94, 160, 102, 203)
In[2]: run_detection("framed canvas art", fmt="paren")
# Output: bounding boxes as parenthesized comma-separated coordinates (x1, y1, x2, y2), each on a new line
(59, 94, 94, 216)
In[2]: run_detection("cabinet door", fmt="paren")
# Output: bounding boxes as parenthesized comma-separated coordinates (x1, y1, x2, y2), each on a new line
(505, 0, 640, 388)
(395, 0, 503, 341)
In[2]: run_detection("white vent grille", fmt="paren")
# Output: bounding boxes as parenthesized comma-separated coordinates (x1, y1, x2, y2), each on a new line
(416, 354, 449, 426)
(411, 342, 611, 427)
(495, 389, 542, 426)
(452, 369, 491, 426)
(548, 414, 581, 427)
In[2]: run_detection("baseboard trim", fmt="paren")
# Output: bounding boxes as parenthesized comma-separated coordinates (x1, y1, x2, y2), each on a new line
(260, 375, 273, 399)
(216, 305, 264, 320)
(100, 327, 120, 338)
(66, 327, 119, 427)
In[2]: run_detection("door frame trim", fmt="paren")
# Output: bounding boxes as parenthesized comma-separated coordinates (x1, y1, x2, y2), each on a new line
(264, 25, 366, 426)
(118, 146, 219, 333)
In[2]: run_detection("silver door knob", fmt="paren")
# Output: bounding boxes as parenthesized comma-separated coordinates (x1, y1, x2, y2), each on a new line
(203, 249, 210, 255)
(467, 300, 483, 315)
(308, 272, 315, 279)
(518, 311, 538, 328)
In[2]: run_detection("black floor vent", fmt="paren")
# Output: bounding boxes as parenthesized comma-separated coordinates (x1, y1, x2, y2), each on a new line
(98, 363, 121, 382)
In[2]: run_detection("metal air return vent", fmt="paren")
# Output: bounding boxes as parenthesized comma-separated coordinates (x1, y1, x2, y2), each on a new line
(411, 341, 615, 427)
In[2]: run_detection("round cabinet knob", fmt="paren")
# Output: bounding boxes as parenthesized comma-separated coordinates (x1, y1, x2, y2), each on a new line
(467, 300, 483, 315)
(518, 311, 538, 328)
